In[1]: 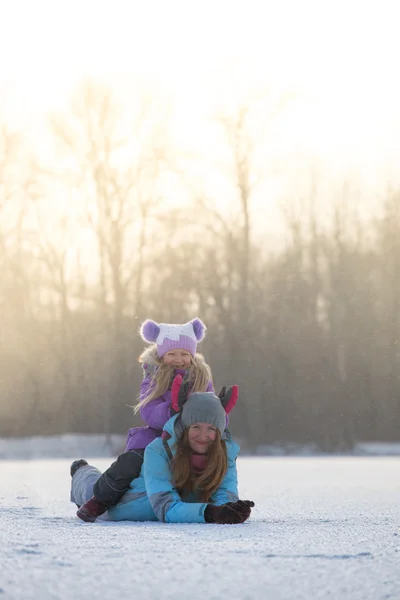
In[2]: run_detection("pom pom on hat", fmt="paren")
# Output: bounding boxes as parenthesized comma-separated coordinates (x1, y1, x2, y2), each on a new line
(190, 317, 206, 341)
(140, 319, 160, 343)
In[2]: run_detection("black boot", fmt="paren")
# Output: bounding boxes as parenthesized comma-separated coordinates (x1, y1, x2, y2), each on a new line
(76, 496, 108, 522)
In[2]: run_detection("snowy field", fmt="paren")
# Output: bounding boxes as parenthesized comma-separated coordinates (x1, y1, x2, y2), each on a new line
(1, 456, 399, 600)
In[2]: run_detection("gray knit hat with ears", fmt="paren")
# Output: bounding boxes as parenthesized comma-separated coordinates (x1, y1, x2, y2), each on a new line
(180, 392, 226, 436)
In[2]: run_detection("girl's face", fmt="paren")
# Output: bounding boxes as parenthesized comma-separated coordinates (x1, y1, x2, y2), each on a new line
(162, 349, 192, 368)
(188, 422, 217, 454)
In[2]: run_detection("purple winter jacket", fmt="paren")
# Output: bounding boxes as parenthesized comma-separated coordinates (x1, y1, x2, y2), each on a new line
(125, 368, 214, 451)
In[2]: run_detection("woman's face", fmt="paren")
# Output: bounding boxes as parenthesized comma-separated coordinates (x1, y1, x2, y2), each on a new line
(162, 349, 192, 368)
(188, 422, 217, 454)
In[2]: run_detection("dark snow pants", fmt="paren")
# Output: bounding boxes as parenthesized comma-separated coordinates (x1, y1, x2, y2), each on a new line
(93, 449, 145, 508)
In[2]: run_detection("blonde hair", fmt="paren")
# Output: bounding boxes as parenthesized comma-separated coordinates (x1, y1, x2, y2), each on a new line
(134, 345, 212, 413)
(172, 429, 228, 501)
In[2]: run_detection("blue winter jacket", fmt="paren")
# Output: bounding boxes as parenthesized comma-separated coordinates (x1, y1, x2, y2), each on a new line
(107, 414, 240, 523)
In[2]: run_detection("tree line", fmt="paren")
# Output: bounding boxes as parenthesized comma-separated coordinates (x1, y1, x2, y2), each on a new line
(1, 81, 399, 451)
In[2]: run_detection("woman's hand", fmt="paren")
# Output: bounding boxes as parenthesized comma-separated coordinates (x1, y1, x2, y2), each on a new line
(204, 500, 255, 524)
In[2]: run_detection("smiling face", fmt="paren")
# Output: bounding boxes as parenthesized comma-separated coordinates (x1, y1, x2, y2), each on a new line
(187, 422, 217, 454)
(162, 349, 192, 368)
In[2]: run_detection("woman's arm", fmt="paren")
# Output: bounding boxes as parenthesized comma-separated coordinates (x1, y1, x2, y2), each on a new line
(209, 457, 239, 506)
(143, 442, 208, 523)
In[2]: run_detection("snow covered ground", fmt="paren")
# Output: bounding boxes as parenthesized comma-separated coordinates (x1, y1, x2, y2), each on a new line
(1, 456, 399, 600)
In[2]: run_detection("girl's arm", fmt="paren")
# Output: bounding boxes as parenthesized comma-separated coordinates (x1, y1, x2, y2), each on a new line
(138, 364, 172, 430)
(143, 442, 208, 523)
(209, 457, 239, 506)
(139, 394, 172, 430)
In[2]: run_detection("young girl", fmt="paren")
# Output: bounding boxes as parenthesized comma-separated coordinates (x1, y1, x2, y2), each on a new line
(71, 378, 255, 524)
(73, 317, 214, 522)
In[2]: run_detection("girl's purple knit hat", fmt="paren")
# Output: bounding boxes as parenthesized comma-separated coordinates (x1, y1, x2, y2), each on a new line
(140, 318, 206, 358)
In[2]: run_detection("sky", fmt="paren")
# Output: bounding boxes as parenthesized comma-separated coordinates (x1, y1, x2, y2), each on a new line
(1, 0, 400, 239)
(1, 454, 399, 599)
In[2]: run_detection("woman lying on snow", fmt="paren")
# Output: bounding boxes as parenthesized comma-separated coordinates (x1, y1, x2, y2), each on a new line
(70, 376, 255, 524)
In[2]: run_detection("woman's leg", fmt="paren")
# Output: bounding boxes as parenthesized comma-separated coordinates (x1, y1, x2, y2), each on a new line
(70, 465, 102, 508)
(73, 451, 145, 522)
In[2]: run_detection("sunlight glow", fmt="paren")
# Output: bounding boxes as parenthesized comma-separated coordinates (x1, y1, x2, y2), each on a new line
(1, 0, 400, 230)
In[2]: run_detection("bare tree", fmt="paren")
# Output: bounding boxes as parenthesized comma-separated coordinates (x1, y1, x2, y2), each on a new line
(0, 124, 44, 434)
(48, 80, 171, 433)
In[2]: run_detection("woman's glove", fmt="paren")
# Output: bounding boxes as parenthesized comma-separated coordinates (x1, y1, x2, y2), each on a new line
(231, 500, 255, 522)
(204, 500, 255, 524)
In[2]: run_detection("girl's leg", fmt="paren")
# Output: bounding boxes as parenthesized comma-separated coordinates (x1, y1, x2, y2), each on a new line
(93, 450, 145, 506)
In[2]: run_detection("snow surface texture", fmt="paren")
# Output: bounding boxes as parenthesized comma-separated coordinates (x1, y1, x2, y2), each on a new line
(1, 457, 399, 600)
